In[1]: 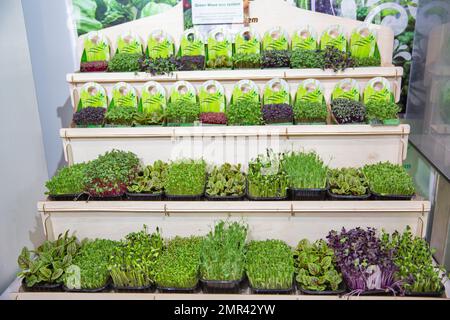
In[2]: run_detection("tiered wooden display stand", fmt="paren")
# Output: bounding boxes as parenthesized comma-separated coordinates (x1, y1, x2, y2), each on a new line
(12, 0, 448, 300)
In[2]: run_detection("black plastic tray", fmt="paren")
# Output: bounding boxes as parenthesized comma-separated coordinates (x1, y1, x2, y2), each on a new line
(87, 195, 124, 201)
(126, 192, 164, 201)
(246, 191, 288, 201)
(298, 282, 347, 295)
(205, 194, 246, 201)
(48, 193, 87, 201)
(371, 192, 414, 201)
(111, 283, 155, 293)
(327, 190, 371, 201)
(405, 286, 445, 298)
(289, 186, 328, 201)
(63, 279, 111, 293)
(21, 279, 62, 292)
(250, 285, 295, 295)
(157, 284, 199, 294)
(200, 278, 245, 294)
(353, 289, 396, 296)
(165, 193, 204, 201)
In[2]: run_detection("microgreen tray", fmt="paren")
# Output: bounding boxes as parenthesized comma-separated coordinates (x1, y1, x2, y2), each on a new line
(63, 279, 111, 293)
(370, 192, 414, 201)
(295, 121, 327, 125)
(165, 193, 204, 201)
(48, 193, 88, 201)
(21, 279, 62, 292)
(166, 122, 196, 127)
(87, 195, 124, 201)
(405, 286, 445, 298)
(353, 289, 396, 296)
(200, 278, 245, 294)
(297, 282, 347, 296)
(289, 187, 328, 201)
(327, 190, 371, 201)
(265, 122, 294, 126)
(126, 192, 164, 201)
(246, 193, 288, 201)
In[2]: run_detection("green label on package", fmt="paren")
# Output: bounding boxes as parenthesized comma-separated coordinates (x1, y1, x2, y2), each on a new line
(320, 25, 347, 51)
(180, 29, 205, 56)
(82, 32, 110, 62)
(231, 80, 260, 104)
(262, 27, 289, 51)
(199, 80, 226, 113)
(77, 82, 108, 111)
(364, 77, 394, 104)
(109, 82, 138, 109)
(147, 30, 175, 59)
(207, 28, 232, 60)
(350, 25, 378, 59)
(235, 28, 261, 55)
(116, 32, 143, 54)
(296, 79, 325, 104)
(263, 78, 290, 105)
(292, 26, 318, 51)
(332, 79, 360, 101)
(141, 81, 166, 114)
(170, 81, 197, 104)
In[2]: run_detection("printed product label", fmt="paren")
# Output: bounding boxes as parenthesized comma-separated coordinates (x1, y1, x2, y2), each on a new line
(207, 27, 233, 61)
(147, 30, 175, 59)
(170, 81, 197, 103)
(364, 77, 393, 104)
(263, 78, 291, 105)
(199, 80, 226, 113)
(180, 29, 205, 56)
(332, 78, 360, 101)
(235, 28, 261, 55)
(296, 79, 325, 104)
(82, 32, 110, 62)
(116, 32, 143, 54)
(232, 80, 260, 104)
(262, 27, 289, 51)
(350, 25, 378, 59)
(141, 81, 167, 114)
(292, 26, 318, 51)
(77, 82, 108, 111)
(320, 25, 347, 52)
(110, 82, 139, 109)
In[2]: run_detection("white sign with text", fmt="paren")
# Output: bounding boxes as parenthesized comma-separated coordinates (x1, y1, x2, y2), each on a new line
(191, 0, 244, 25)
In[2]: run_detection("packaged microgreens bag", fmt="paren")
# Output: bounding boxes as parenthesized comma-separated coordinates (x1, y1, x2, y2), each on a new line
(116, 31, 143, 54)
(262, 27, 289, 51)
(140, 81, 167, 114)
(320, 25, 347, 51)
(109, 82, 139, 109)
(169, 81, 197, 103)
(81, 32, 110, 62)
(292, 26, 318, 51)
(231, 80, 260, 104)
(363, 77, 394, 104)
(332, 79, 360, 101)
(350, 24, 379, 59)
(296, 79, 325, 104)
(77, 82, 108, 111)
(207, 27, 233, 68)
(199, 80, 226, 113)
(235, 27, 261, 55)
(146, 29, 175, 59)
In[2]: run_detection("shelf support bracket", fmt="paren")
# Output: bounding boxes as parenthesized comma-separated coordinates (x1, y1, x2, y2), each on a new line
(163, 204, 169, 217)
(40, 204, 51, 240)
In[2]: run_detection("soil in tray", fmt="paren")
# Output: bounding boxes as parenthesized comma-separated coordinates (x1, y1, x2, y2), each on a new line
(126, 192, 164, 201)
(327, 190, 371, 201)
(21, 279, 62, 292)
(370, 192, 414, 201)
(298, 282, 347, 296)
(289, 187, 328, 201)
(200, 278, 245, 294)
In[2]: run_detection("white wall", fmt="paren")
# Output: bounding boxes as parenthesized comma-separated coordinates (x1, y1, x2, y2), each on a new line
(21, 0, 78, 176)
(0, 0, 48, 293)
